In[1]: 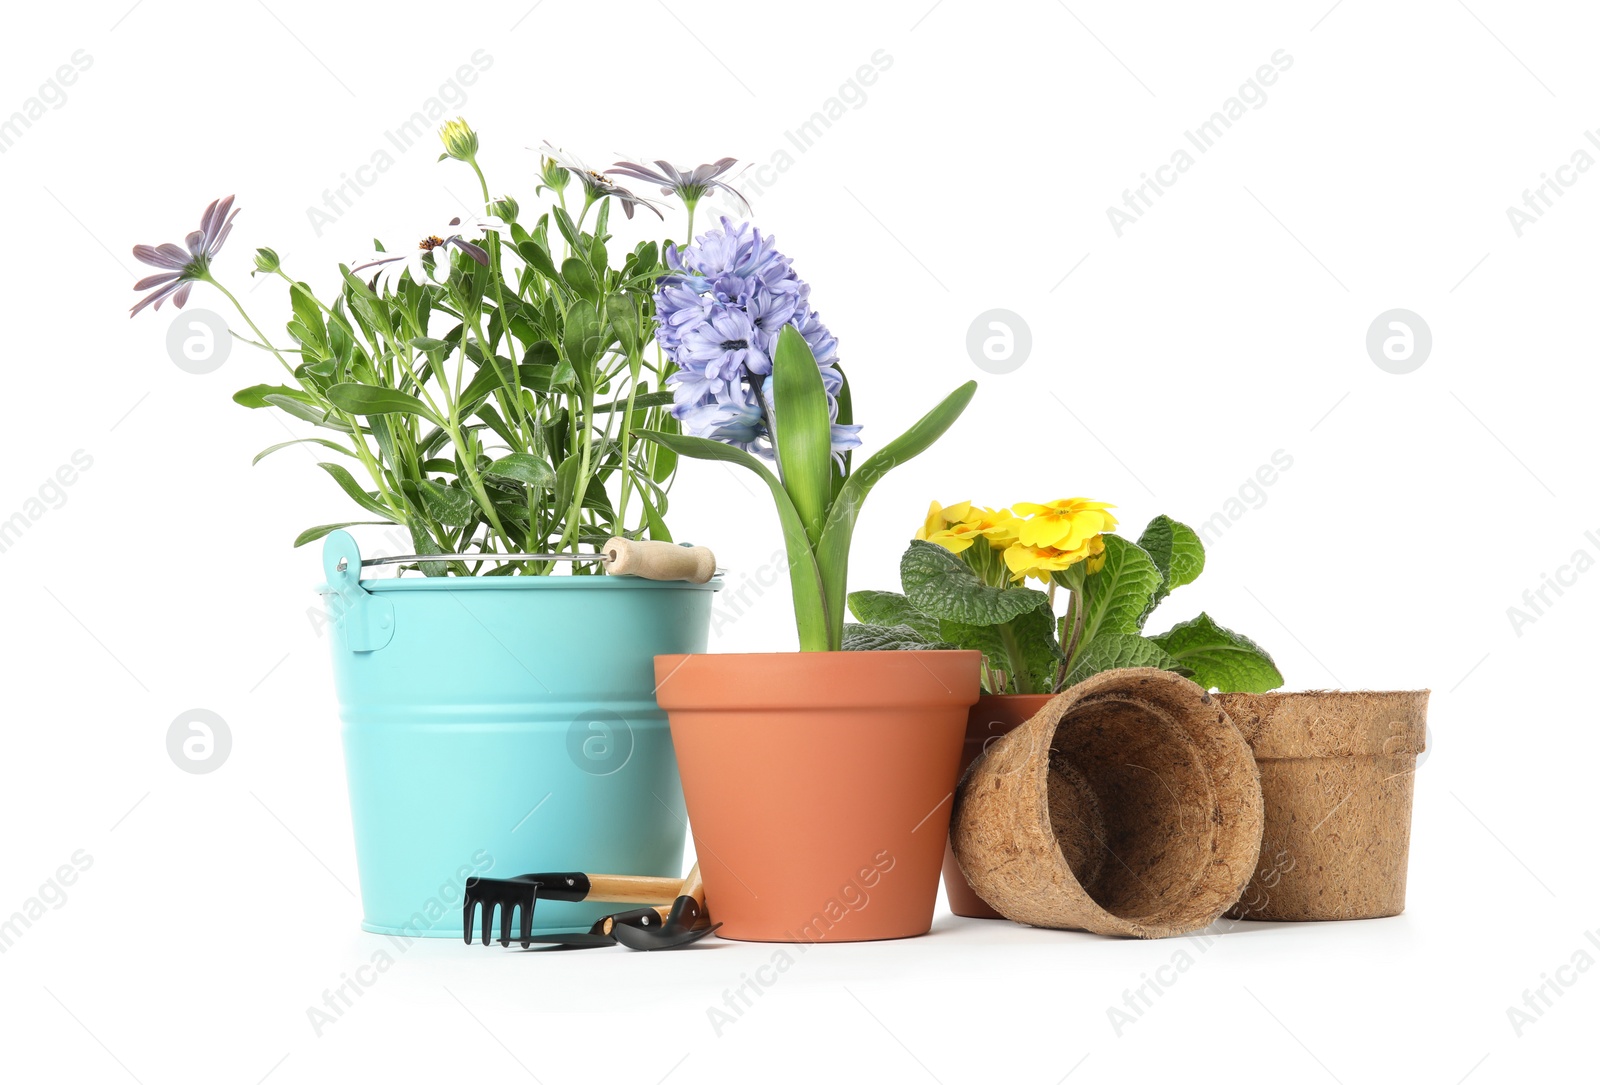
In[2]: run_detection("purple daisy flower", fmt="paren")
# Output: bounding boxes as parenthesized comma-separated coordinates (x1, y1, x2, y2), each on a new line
(129, 195, 239, 317)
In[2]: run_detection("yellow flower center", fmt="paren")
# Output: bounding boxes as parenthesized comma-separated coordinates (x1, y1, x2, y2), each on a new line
(419, 235, 447, 251)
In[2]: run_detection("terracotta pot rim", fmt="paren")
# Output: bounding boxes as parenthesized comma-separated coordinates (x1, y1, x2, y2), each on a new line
(653, 650, 983, 711)
(656, 650, 983, 661)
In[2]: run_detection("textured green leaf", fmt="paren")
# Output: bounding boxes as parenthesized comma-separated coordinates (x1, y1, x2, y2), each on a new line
(847, 590, 941, 641)
(484, 452, 556, 491)
(841, 624, 953, 652)
(414, 479, 477, 527)
(1138, 515, 1205, 612)
(1006, 596, 1068, 694)
(1081, 534, 1162, 640)
(1064, 633, 1179, 687)
(901, 540, 1044, 625)
(1149, 612, 1284, 693)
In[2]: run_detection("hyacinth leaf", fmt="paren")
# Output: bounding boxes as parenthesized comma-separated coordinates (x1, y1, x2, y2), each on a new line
(840, 623, 955, 652)
(770, 325, 833, 545)
(326, 383, 443, 426)
(1149, 613, 1284, 693)
(1138, 515, 1205, 614)
(900, 540, 1045, 626)
(639, 428, 830, 651)
(1063, 633, 1180, 688)
(846, 590, 941, 642)
(814, 381, 977, 648)
(1079, 534, 1162, 644)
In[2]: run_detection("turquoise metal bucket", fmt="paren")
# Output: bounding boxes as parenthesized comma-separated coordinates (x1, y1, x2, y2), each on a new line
(319, 530, 718, 938)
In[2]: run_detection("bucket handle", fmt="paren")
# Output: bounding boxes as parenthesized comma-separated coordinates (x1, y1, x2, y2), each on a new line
(322, 530, 396, 653)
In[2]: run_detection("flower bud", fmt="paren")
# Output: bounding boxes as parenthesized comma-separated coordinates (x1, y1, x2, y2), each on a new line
(252, 247, 281, 276)
(489, 195, 519, 222)
(539, 156, 570, 194)
(438, 117, 479, 163)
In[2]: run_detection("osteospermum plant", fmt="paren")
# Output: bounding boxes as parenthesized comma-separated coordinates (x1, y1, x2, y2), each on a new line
(129, 118, 753, 573)
(638, 223, 974, 651)
(846, 502, 1285, 694)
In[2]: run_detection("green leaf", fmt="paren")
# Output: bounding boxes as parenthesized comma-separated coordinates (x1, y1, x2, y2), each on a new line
(562, 300, 605, 390)
(937, 618, 1008, 685)
(234, 383, 309, 408)
(289, 283, 326, 348)
(769, 325, 833, 544)
(516, 239, 561, 282)
(814, 381, 977, 647)
(900, 540, 1044, 625)
(1080, 534, 1162, 641)
(1064, 633, 1179, 687)
(293, 521, 390, 547)
(592, 390, 674, 414)
(1138, 515, 1205, 613)
(562, 257, 601, 304)
(483, 452, 556, 491)
(1149, 612, 1284, 693)
(639, 428, 829, 651)
(841, 624, 954, 652)
(1006, 597, 1069, 694)
(415, 478, 476, 527)
(831, 365, 853, 499)
(262, 394, 352, 432)
(846, 590, 942, 641)
(252, 437, 355, 465)
(326, 383, 441, 425)
(317, 462, 400, 522)
(410, 336, 449, 353)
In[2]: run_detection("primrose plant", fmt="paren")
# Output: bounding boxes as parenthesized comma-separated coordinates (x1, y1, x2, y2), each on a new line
(640, 221, 976, 650)
(847, 502, 1284, 694)
(129, 118, 751, 574)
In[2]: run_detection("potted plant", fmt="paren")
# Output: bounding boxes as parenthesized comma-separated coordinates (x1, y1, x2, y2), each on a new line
(128, 119, 741, 938)
(641, 221, 980, 942)
(845, 501, 1284, 916)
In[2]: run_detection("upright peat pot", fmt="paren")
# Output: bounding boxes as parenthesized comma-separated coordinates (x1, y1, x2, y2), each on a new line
(653, 650, 983, 942)
(320, 530, 718, 938)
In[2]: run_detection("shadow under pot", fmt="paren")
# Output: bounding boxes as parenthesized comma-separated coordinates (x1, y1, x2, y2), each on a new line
(1215, 690, 1429, 922)
(951, 668, 1264, 938)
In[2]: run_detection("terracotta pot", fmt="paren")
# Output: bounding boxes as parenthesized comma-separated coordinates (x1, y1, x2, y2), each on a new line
(941, 694, 1054, 919)
(1216, 690, 1429, 921)
(951, 668, 1264, 938)
(653, 650, 982, 942)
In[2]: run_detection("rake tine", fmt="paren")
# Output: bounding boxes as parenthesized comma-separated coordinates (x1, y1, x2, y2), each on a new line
(481, 902, 496, 946)
(500, 898, 517, 947)
(462, 898, 477, 944)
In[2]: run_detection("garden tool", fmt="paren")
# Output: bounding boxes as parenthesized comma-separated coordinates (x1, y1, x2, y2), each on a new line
(356, 537, 719, 583)
(611, 863, 719, 950)
(463, 872, 684, 947)
(512, 906, 673, 950)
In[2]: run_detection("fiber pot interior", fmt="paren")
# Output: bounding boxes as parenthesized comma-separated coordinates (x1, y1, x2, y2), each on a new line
(953, 668, 1263, 938)
(1047, 694, 1219, 924)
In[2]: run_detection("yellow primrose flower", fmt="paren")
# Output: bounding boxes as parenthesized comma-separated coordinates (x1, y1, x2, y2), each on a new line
(914, 500, 977, 553)
(1012, 498, 1117, 551)
(1003, 532, 1107, 582)
(962, 506, 1022, 549)
(915, 500, 971, 539)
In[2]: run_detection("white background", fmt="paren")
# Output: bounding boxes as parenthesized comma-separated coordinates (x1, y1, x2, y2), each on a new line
(2, 0, 1596, 1081)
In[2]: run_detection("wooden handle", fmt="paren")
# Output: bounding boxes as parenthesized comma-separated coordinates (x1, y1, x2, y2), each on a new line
(678, 862, 710, 930)
(585, 874, 684, 905)
(600, 906, 671, 936)
(603, 537, 716, 583)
